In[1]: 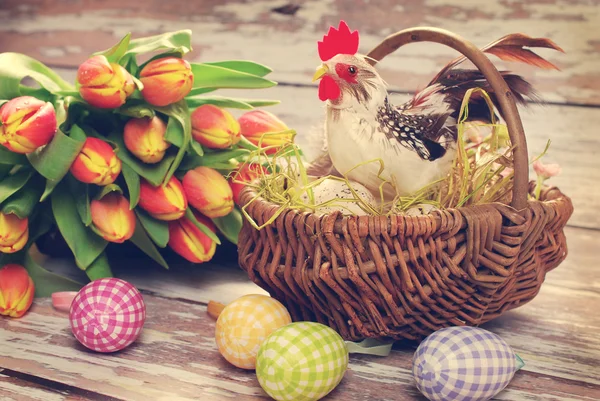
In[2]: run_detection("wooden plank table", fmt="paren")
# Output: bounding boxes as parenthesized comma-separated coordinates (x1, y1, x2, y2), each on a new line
(1, 0, 600, 400)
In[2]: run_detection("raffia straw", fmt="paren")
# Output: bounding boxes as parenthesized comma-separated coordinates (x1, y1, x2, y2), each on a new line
(241, 89, 553, 229)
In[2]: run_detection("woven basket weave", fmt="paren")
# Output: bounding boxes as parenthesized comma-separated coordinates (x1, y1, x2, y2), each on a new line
(237, 28, 574, 341)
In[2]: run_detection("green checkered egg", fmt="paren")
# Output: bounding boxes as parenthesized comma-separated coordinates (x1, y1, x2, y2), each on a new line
(256, 322, 349, 401)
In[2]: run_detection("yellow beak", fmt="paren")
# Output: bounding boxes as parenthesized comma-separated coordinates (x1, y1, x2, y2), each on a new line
(312, 64, 329, 82)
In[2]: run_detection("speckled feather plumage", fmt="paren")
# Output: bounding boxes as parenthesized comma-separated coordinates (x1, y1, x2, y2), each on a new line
(376, 97, 457, 161)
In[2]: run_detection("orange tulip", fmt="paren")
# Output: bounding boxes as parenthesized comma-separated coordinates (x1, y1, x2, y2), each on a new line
(191, 105, 241, 149)
(70, 137, 122, 186)
(229, 163, 269, 205)
(77, 55, 135, 109)
(168, 211, 216, 263)
(0, 212, 28, 254)
(0, 96, 57, 154)
(238, 110, 293, 154)
(182, 167, 234, 218)
(123, 116, 170, 164)
(0, 264, 34, 318)
(140, 57, 193, 106)
(90, 193, 136, 243)
(138, 177, 187, 221)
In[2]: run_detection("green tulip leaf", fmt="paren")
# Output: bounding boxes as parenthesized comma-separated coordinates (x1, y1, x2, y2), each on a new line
(136, 210, 169, 248)
(67, 176, 92, 226)
(130, 215, 169, 269)
(186, 96, 280, 110)
(185, 208, 221, 245)
(17, 208, 84, 297)
(0, 147, 29, 165)
(163, 114, 184, 147)
(27, 128, 85, 181)
(83, 252, 114, 280)
(122, 163, 140, 209)
(180, 148, 250, 171)
(0, 165, 11, 180)
(212, 207, 243, 245)
(186, 95, 254, 110)
(118, 100, 155, 119)
(204, 60, 273, 77)
(0, 52, 73, 99)
(1, 174, 44, 218)
(94, 32, 131, 63)
(154, 101, 192, 184)
(186, 87, 218, 97)
(51, 184, 108, 269)
(0, 169, 33, 204)
(23, 251, 83, 297)
(241, 99, 281, 107)
(191, 63, 277, 90)
(110, 131, 175, 186)
(190, 140, 204, 157)
(96, 183, 123, 200)
(120, 30, 192, 61)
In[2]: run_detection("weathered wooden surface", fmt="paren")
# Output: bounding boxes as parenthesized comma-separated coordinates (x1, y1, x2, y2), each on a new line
(0, 0, 599, 105)
(1, 263, 599, 401)
(1, 0, 599, 399)
(0, 226, 594, 400)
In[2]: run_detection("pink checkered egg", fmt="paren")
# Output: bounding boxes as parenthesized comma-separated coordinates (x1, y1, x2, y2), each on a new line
(413, 327, 524, 401)
(69, 278, 146, 353)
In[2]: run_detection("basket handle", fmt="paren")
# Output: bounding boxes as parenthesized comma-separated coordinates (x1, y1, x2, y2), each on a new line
(366, 27, 529, 211)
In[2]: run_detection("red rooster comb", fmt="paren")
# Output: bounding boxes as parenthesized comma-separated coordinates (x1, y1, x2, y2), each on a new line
(318, 20, 360, 62)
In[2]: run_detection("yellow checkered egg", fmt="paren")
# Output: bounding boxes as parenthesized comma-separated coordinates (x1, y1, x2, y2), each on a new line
(215, 294, 292, 369)
(256, 322, 349, 401)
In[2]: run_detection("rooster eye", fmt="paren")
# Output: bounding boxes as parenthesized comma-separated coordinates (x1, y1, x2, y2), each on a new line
(348, 66, 357, 75)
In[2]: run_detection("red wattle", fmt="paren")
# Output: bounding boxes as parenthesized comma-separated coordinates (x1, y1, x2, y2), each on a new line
(318, 75, 341, 101)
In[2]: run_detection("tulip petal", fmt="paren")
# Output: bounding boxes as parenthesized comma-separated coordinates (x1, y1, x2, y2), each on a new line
(138, 177, 187, 221)
(140, 57, 193, 107)
(183, 167, 234, 218)
(124, 117, 170, 164)
(0, 264, 35, 318)
(90, 193, 136, 243)
(77, 55, 114, 86)
(168, 213, 216, 263)
(191, 105, 241, 149)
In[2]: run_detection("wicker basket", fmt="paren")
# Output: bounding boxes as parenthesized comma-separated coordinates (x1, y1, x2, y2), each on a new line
(237, 28, 574, 341)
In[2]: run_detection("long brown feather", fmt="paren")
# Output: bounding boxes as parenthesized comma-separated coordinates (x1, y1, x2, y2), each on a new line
(428, 33, 564, 86)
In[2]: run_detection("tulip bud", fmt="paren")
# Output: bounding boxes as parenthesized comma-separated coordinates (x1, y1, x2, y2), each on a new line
(140, 57, 193, 107)
(0, 212, 28, 254)
(238, 110, 293, 154)
(0, 96, 57, 154)
(182, 167, 234, 218)
(70, 137, 122, 186)
(0, 264, 35, 318)
(168, 211, 216, 263)
(138, 177, 187, 221)
(90, 193, 136, 243)
(123, 116, 170, 164)
(230, 163, 269, 205)
(77, 55, 135, 109)
(191, 105, 241, 149)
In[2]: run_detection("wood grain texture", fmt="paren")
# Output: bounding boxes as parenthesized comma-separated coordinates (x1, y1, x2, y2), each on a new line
(0, 0, 599, 105)
(0, 373, 92, 401)
(1, 286, 599, 401)
(6, 225, 598, 399)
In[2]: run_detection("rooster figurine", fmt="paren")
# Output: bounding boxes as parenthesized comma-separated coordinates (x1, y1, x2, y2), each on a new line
(310, 21, 562, 198)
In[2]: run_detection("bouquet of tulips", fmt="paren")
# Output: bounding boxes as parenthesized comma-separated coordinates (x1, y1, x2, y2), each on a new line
(0, 30, 294, 297)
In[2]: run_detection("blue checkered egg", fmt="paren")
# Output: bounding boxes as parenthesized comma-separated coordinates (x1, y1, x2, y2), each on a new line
(413, 327, 523, 401)
(256, 322, 349, 401)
